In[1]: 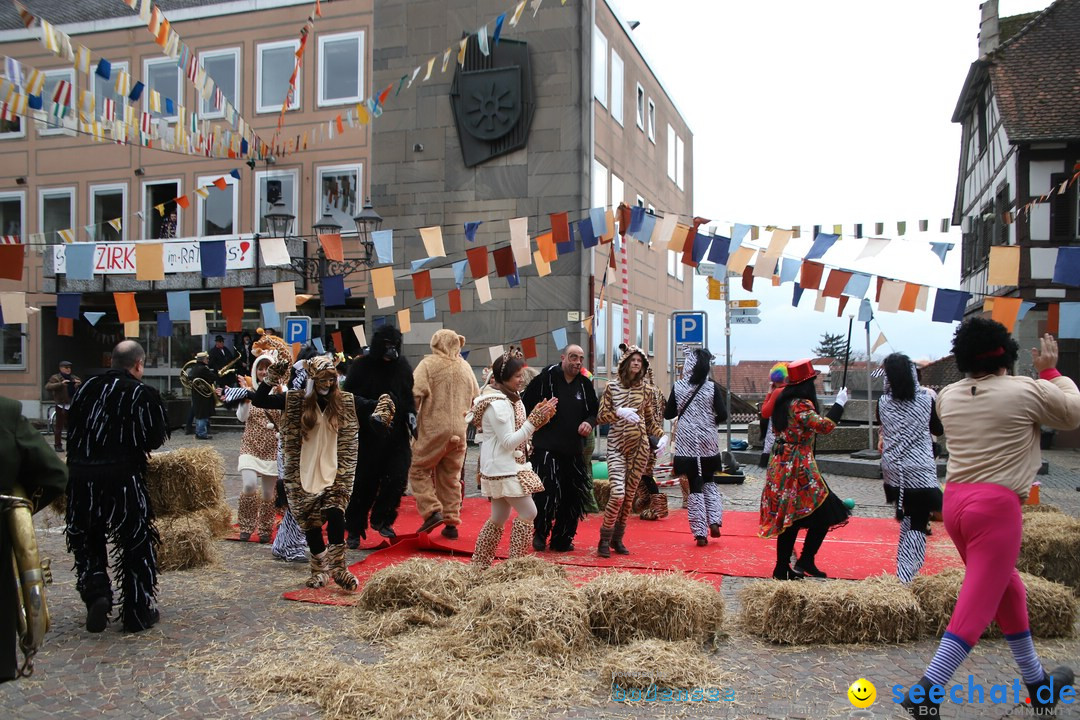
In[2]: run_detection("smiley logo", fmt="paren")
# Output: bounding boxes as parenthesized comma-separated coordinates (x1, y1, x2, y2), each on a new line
(847, 678, 876, 708)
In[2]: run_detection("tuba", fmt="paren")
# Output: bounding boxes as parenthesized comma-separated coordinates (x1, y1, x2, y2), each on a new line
(2, 483, 51, 678)
(180, 354, 241, 407)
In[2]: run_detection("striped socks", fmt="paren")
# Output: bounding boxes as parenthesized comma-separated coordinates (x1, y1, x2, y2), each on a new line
(1005, 630, 1046, 685)
(925, 632, 972, 686)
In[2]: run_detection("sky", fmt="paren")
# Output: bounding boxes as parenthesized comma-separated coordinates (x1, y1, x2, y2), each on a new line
(609, 0, 1052, 363)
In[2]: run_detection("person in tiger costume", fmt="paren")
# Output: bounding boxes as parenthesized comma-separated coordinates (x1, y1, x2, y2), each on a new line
(595, 344, 664, 558)
(253, 353, 394, 590)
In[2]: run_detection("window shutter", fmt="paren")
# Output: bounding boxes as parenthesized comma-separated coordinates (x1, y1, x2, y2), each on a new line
(1049, 172, 1073, 242)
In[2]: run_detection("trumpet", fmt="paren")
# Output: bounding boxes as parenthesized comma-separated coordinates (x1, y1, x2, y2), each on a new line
(180, 353, 241, 406)
(2, 483, 51, 678)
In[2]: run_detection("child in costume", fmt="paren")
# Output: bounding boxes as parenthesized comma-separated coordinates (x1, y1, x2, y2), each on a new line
(254, 354, 394, 590)
(467, 348, 557, 570)
(595, 344, 664, 558)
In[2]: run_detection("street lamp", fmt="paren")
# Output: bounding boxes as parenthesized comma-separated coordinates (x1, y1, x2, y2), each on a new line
(264, 199, 295, 239)
(353, 200, 382, 265)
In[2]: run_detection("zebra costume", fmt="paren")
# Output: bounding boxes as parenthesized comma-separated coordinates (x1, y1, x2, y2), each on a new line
(878, 362, 943, 583)
(665, 347, 727, 544)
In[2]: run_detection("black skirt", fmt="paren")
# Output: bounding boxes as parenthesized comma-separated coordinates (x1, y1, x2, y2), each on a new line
(672, 454, 722, 483)
(791, 487, 851, 532)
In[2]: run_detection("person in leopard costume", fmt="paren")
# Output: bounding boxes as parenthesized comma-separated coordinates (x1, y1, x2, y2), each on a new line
(231, 352, 282, 543)
(595, 344, 664, 557)
(253, 353, 394, 590)
(466, 348, 557, 570)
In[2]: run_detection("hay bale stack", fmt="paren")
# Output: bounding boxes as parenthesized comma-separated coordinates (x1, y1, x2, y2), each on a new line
(477, 556, 566, 586)
(581, 572, 725, 644)
(147, 447, 225, 516)
(739, 574, 923, 645)
(460, 575, 590, 656)
(594, 479, 611, 511)
(197, 501, 234, 537)
(598, 640, 732, 692)
(1022, 503, 1062, 514)
(156, 515, 219, 571)
(1019, 512, 1080, 591)
(356, 558, 472, 616)
(912, 569, 1076, 639)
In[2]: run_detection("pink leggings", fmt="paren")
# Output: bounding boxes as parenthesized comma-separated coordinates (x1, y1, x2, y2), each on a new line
(944, 482, 1030, 646)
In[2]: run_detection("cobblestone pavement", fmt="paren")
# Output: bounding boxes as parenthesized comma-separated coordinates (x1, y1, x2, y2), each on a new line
(5, 430, 1080, 719)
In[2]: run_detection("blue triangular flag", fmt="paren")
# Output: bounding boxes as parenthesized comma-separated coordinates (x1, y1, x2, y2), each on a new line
(556, 223, 576, 256)
(507, 271, 520, 288)
(628, 206, 645, 234)
(857, 298, 873, 323)
(200, 240, 227, 277)
(27, 94, 42, 110)
(57, 292, 81, 319)
(229, 169, 242, 180)
(165, 97, 174, 115)
(128, 81, 144, 102)
(422, 297, 436, 320)
(493, 13, 506, 45)
(95, 58, 111, 80)
(843, 272, 872, 299)
(313, 337, 325, 353)
(711, 263, 727, 280)
(1017, 301, 1037, 322)
(691, 233, 711, 264)
(157, 311, 173, 338)
(779, 258, 801, 285)
(464, 221, 483, 242)
(372, 229, 393, 264)
(65, 243, 96, 281)
(322, 274, 346, 307)
(634, 213, 656, 244)
(373, 316, 387, 330)
(552, 327, 568, 350)
(167, 291, 191, 322)
(578, 218, 597, 248)
(792, 283, 805, 307)
(589, 208, 608, 237)
(929, 242, 954, 264)
(708, 235, 730, 265)
(931, 289, 971, 323)
(461, 349, 471, 361)
(805, 233, 839, 260)
(410, 257, 433, 272)
(452, 259, 468, 288)
(84, 311, 106, 326)
(1053, 247, 1080, 287)
(240, 138, 249, 155)
(731, 224, 751, 247)
(260, 301, 279, 329)
(1060, 303, 1080, 340)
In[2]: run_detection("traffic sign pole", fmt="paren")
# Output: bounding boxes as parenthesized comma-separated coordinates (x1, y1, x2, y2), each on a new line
(724, 274, 731, 451)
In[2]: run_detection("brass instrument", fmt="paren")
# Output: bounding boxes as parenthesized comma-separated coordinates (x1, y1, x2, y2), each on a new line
(179, 353, 241, 406)
(2, 483, 51, 678)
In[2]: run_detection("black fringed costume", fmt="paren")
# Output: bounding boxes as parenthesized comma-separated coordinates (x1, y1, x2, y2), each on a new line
(342, 326, 415, 539)
(64, 370, 169, 631)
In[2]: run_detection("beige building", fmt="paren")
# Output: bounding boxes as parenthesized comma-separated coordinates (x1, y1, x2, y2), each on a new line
(0, 0, 693, 418)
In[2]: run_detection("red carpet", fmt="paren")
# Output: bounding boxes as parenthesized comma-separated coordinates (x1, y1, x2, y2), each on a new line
(281, 497, 962, 606)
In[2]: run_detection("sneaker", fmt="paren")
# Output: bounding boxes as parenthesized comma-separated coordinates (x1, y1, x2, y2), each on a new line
(86, 597, 111, 633)
(416, 511, 444, 534)
(375, 524, 397, 539)
(1027, 666, 1075, 713)
(440, 525, 459, 539)
(901, 677, 941, 717)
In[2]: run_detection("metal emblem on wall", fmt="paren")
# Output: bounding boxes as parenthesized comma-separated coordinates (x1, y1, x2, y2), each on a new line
(450, 38, 535, 168)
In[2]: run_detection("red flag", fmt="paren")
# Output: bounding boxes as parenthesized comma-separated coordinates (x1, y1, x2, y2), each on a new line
(521, 337, 537, 359)
(448, 288, 462, 314)
(550, 212, 570, 244)
(800, 261, 824, 291)
(175, 195, 191, 209)
(1048, 303, 1060, 335)
(836, 296, 850, 317)
(335, 114, 344, 134)
(411, 270, 432, 299)
(378, 83, 393, 105)
(213, 177, 228, 191)
(492, 246, 516, 278)
(617, 204, 632, 237)
(221, 287, 244, 333)
(821, 270, 852, 298)
(466, 246, 489, 278)
(331, 331, 343, 352)
(0, 244, 25, 281)
(58, 317, 74, 337)
(742, 266, 754, 292)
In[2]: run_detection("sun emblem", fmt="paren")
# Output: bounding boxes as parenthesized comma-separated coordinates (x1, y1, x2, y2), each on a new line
(466, 81, 515, 134)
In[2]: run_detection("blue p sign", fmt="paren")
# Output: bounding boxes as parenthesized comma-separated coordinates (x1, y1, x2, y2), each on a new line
(673, 312, 705, 344)
(285, 316, 310, 344)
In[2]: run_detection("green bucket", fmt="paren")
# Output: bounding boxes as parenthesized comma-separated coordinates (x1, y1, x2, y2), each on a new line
(592, 461, 609, 480)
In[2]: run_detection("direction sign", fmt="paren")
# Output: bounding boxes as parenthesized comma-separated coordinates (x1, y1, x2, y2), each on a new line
(729, 308, 761, 316)
(285, 315, 311, 344)
(730, 316, 762, 325)
(729, 300, 760, 308)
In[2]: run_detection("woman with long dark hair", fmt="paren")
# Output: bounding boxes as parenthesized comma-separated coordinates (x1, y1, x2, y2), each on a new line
(758, 359, 850, 580)
(878, 352, 943, 584)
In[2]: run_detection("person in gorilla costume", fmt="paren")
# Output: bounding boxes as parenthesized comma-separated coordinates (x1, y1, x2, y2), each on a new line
(343, 325, 416, 545)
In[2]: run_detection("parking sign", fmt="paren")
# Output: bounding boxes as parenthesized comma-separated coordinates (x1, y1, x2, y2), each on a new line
(671, 311, 707, 378)
(285, 316, 310, 344)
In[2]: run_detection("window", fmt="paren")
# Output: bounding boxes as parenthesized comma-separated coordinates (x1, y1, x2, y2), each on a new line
(143, 180, 181, 239)
(666, 124, 676, 181)
(667, 250, 677, 278)
(610, 49, 623, 126)
(676, 135, 685, 191)
(647, 98, 656, 142)
(1049, 172, 1078, 242)
(39, 187, 74, 244)
(257, 40, 301, 113)
(635, 195, 645, 208)
(255, 169, 298, 235)
(635, 83, 644, 130)
(144, 57, 180, 122)
(197, 174, 236, 236)
(647, 313, 655, 355)
(0, 325, 25, 369)
(316, 164, 362, 231)
(636, 310, 644, 348)
(0, 63, 23, 138)
(40, 68, 75, 136)
(676, 257, 684, 281)
(592, 27, 607, 107)
(200, 48, 240, 119)
(591, 158, 608, 207)
(94, 61, 127, 120)
(610, 174, 623, 213)
(610, 302, 624, 354)
(992, 183, 1010, 247)
(0, 191, 25, 239)
(595, 300, 608, 370)
(90, 184, 127, 242)
(318, 31, 364, 107)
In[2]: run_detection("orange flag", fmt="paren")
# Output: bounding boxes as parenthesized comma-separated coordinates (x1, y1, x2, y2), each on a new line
(318, 233, 344, 262)
(114, 292, 138, 324)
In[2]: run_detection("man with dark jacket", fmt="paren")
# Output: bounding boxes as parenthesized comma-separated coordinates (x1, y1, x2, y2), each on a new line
(0, 395, 67, 681)
(522, 344, 598, 552)
(208, 335, 237, 388)
(65, 341, 169, 633)
(187, 352, 218, 440)
(44, 360, 80, 451)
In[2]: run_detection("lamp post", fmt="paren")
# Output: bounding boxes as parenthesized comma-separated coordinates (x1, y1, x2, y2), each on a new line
(264, 199, 380, 353)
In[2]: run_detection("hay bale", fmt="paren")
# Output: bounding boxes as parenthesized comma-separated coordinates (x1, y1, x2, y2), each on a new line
(1022, 503, 1062, 514)
(458, 575, 590, 656)
(156, 515, 219, 571)
(147, 447, 225, 516)
(912, 568, 1076, 639)
(739, 574, 923, 645)
(197, 501, 234, 537)
(354, 607, 445, 642)
(593, 479, 611, 512)
(356, 558, 472, 616)
(580, 572, 725, 645)
(1019, 512, 1080, 591)
(477, 556, 567, 586)
(598, 640, 732, 693)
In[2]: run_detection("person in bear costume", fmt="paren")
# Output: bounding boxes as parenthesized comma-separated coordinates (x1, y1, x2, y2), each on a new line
(343, 325, 416, 544)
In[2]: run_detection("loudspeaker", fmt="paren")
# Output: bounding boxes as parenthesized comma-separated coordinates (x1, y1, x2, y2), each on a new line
(266, 180, 282, 204)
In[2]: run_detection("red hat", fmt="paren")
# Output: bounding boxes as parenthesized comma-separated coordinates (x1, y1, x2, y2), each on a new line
(785, 359, 819, 386)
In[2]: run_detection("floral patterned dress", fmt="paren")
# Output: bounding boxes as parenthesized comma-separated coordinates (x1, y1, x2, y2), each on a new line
(759, 399, 850, 538)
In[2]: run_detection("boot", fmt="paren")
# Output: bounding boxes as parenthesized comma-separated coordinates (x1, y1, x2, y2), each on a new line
(1027, 666, 1075, 714)
(305, 550, 330, 588)
(611, 523, 630, 555)
(86, 596, 111, 633)
(236, 492, 258, 540)
(532, 531, 547, 552)
(471, 520, 503, 570)
(326, 544, 358, 591)
(900, 677, 941, 717)
(772, 564, 804, 581)
(509, 518, 532, 559)
(256, 498, 276, 543)
(597, 527, 613, 558)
